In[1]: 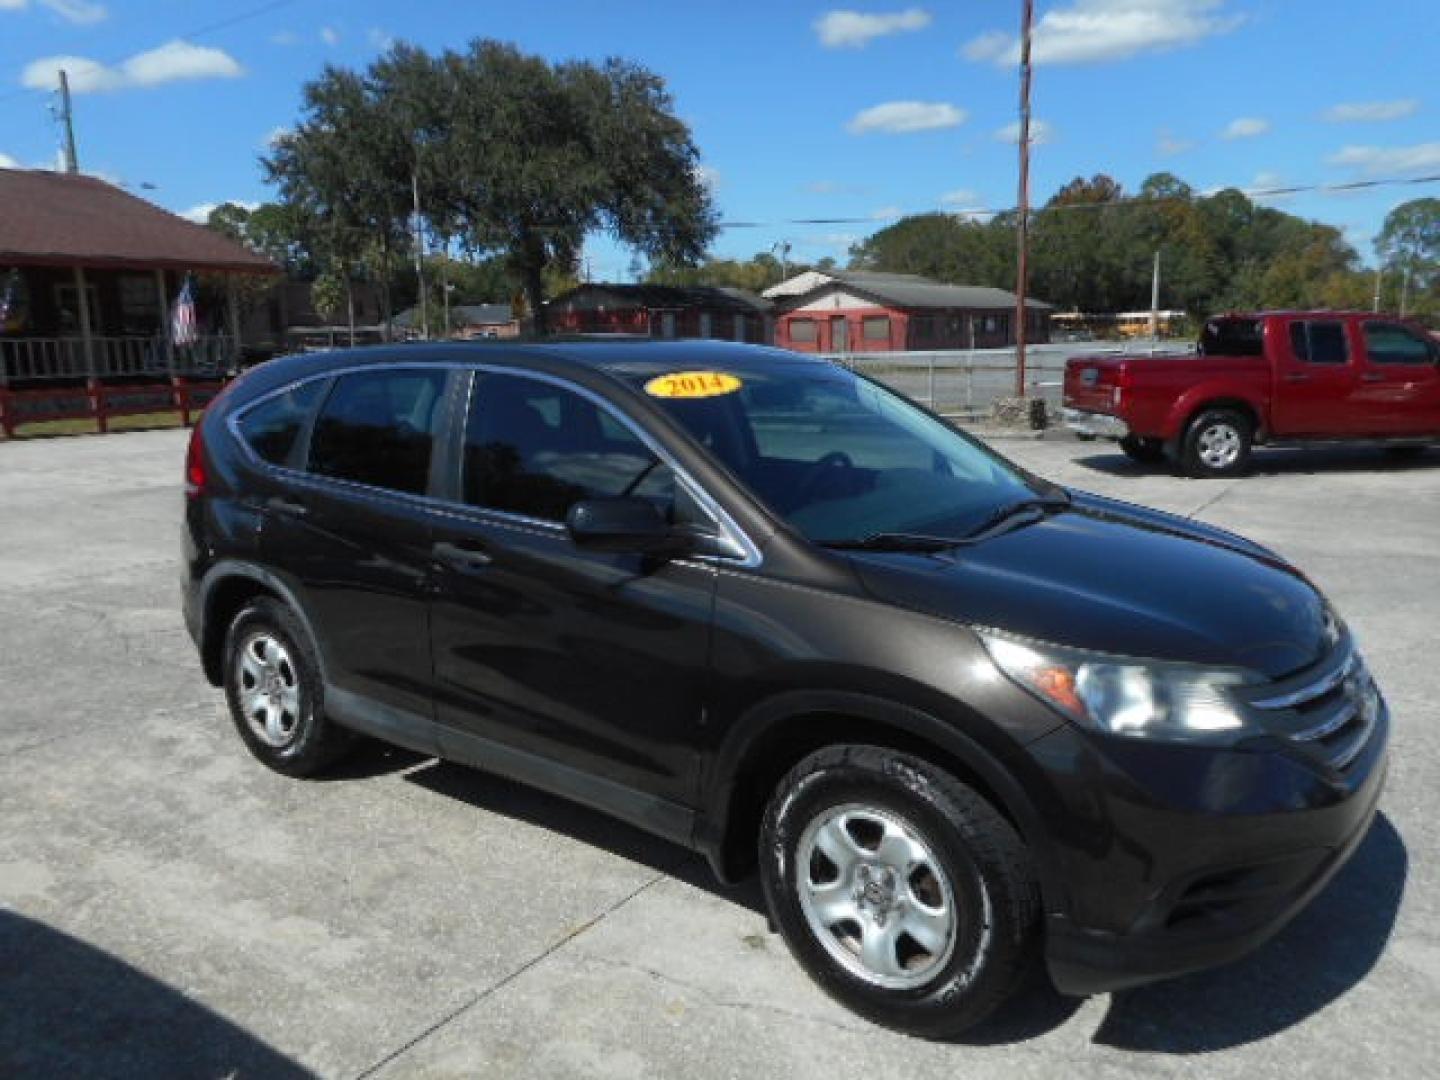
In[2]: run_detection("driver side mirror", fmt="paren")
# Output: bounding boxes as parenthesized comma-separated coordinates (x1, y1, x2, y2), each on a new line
(566, 497, 691, 556)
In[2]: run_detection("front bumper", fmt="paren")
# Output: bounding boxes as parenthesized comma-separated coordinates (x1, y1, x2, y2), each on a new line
(1030, 699, 1390, 996)
(1062, 407, 1130, 440)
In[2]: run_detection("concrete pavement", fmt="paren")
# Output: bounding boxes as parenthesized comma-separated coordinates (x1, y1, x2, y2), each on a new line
(1, 427, 1436, 1078)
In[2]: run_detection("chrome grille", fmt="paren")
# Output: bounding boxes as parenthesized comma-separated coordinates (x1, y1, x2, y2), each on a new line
(1246, 641, 1380, 772)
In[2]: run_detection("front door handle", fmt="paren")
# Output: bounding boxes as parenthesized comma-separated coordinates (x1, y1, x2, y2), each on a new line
(266, 495, 309, 517)
(1283, 373, 1310, 383)
(433, 540, 493, 573)
(1361, 373, 1386, 383)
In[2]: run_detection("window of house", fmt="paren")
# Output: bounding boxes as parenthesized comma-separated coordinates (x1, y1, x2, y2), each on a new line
(119, 275, 160, 335)
(53, 283, 100, 336)
(910, 315, 936, 342)
(862, 316, 891, 343)
(1363, 322, 1436, 365)
(789, 318, 817, 343)
(1288, 321, 1349, 365)
(238, 380, 324, 467)
(308, 369, 447, 495)
(463, 372, 683, 523)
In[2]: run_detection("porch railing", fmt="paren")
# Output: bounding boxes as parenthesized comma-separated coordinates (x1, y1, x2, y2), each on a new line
(0, 335, 239, 383)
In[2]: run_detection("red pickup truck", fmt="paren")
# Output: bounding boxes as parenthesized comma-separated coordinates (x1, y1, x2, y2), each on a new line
(1063, 311, 1440, 476)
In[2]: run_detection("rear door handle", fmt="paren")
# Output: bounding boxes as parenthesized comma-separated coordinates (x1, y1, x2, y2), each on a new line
(1283, 373, 1310, 383)
(433, 540, 493, 573)
(266, 495, 309, 517)
(1361, 373, 1386, 383)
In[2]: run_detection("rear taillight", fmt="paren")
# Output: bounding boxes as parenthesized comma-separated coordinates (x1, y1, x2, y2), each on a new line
(185, 422, 207, 498)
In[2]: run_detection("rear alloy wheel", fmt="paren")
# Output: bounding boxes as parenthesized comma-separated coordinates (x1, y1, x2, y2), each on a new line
(1119, 435, 1167, 464)
(1181, 408, 1253, 478)
(223, 597, 351, 777)
(760, 745, 1039, 1038)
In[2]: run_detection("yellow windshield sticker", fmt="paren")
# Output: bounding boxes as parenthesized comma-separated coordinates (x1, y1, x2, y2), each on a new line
(644, 371, 742, 400)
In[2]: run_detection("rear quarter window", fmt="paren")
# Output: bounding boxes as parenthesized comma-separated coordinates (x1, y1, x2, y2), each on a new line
(308, 369, 447, 495)
(236, 380, 324, 467)
(1199, 318, 1265, 357)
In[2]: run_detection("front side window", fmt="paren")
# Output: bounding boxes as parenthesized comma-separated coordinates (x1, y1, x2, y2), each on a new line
(623, 363, 1041, 544)
(1364, 322, 1436, 365)
(238, 379, 324, 466)
(463, 372, 680, 523)
(308, 369, 446, 495)
(1288, 321, 1349, 365)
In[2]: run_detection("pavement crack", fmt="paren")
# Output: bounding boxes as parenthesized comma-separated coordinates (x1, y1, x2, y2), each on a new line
(573, 952, 872, 1037)
(352, 871, 670, 1079)
(1184, 482, 1236, 520)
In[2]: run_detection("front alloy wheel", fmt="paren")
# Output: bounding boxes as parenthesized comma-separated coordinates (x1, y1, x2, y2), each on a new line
(760, 745, 1039, 1038)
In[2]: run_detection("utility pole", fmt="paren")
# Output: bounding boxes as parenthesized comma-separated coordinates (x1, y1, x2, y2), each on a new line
(1149, 250, 1161, 338)
(1012, 0, 1035, 398)
(58, 70, 79, 174)
(1372, 264, 1383, 313)
(1400, 261, 1412, 319)
(411, 169, 428, 340)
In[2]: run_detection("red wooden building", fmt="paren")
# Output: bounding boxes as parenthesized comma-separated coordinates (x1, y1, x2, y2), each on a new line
(774, 271, 1052, 353)
(548, 284, 773, 343)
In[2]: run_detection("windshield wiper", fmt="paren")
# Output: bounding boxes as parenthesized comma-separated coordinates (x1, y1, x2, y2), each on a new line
(963, 494, 1072, 540)
(819, 532, 962, 553)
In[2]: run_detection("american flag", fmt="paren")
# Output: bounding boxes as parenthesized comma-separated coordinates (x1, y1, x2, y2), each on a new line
(171, 274, 198, 347)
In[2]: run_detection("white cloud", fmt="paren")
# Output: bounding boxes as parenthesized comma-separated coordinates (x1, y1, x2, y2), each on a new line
(1323, 99, 1420, 124)
(995, 119, 1056, 145)
(694, 164, 721, 191)
(963, 1, 1244, 67)
(181, 199, 258, 223)
(814, 8, 931, 48)
(870, 205, 903, 221)
(22, 40, 244, 93)
(43, 0, 106, 24)
(1156, 132, 1195, 156)
(320, 26, 340, 46)
(1327, 142, 1440, 176)
(939, 188, 983, 209)
(0, 152, 18, 168)
(803, 179, 870, 195)
(261, 126, 290, 150)
(0, 1, 28, 12)
(847, 101, 965, 135)
(1247, 172, 1293, 203)
(1221, 117, 1269, 139)
(961, 31, 1010, 62)
(368, 27, 394, 50)
(796, 232, 861, 251)
(270, 29, 299, 46)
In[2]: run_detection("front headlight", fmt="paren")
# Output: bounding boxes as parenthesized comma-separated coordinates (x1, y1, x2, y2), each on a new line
(979, 629, 1263, 743)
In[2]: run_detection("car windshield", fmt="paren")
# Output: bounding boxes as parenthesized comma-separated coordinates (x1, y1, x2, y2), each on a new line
(624, 363, 1048, 545)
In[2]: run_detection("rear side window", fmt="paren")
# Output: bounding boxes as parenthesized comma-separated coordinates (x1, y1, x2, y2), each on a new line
(1199, 318, 1264, 357)
(238, 380, 323, 466)
(308, 369, 446, 495)
(1288, 321, 1349, 365)
(463, 372, 677, 522)
(1364, 322, 1436, 365)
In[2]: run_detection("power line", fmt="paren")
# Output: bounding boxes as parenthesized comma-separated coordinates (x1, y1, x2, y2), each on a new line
(716, 173, 1440, 229)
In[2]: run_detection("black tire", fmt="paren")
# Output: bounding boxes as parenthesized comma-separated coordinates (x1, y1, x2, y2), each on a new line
(759, 745, 1039, 1039)
(222, 596, 352, 777)
(1181, 408, 1253, 478)
(1119, 435, 1167, 464)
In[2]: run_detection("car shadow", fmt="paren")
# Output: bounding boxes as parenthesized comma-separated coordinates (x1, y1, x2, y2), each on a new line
(1074, 445, 1438, 479)
(403, 759, 766, 914)
(0, 910, 312, 1079)
(1091, 811, 1406, 1053)
(401, 760, 1406, 1052)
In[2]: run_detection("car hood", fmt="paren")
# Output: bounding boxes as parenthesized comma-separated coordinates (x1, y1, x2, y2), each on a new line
(845, 491, 1328, 679)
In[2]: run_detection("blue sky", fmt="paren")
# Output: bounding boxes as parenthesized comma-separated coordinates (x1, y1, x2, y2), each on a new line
(1, 1, 1436, 280)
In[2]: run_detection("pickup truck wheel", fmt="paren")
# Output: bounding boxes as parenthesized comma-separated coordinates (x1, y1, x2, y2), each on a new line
(1182, 409, 1252, 478)
(759, 745, 1039, 1039)
(1119, 436, 1166, 464)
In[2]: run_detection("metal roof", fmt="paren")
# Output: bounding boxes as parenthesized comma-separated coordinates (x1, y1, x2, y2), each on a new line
(0, 168, 277, 274)
(393, 303, 515, 328)
(550, 283, 772, 314)
(784, 270, 1053, 311)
